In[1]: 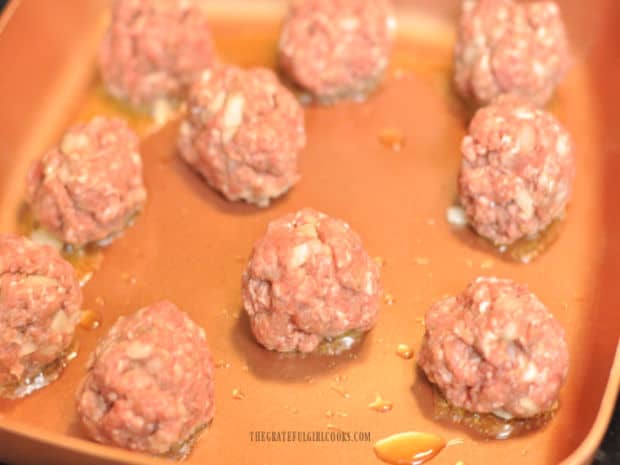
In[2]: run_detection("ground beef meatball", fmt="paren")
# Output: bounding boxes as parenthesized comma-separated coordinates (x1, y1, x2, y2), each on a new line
(454, 0, 571, 107)
(178, 65, 305, 207)
(418, 277, 569, 419)
(0, 234, 82, 398)
(279, 0, 395, 103)
(99, 0, 218, 109)
(26, 117, 147, 247)
(458, 95, 575, 246)
(76, 301, 215, 456)
(242, 208, 382, 353)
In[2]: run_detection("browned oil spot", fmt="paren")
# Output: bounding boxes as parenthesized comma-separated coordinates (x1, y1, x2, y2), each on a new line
(63, 245, 104, 287)
(368, 393, 394, 413)
(316, 330, 363, 355)
(0, 338, 78, 399)
(373, 431, 446, 465)
(456, 217, 565, 264)
(433, 391, 556, 440)
(504, 217, 565, 263)
(379, 128, 406, 152)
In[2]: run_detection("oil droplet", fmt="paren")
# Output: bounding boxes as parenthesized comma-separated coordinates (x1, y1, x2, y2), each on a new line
(446, 438, 465, 447)
(241, 364, 249, 372)
(327, 424, 343, 432)
(325, 410, 334, 418)
(373, 432, 446, 465)
(505, 217, 564, 263)
(480, 259, 494, 270)
(379, 128, 406, 152)
(94, 296, 105, 307)
(17, 204, 36, 237)
(457, 217, 564, 264)
(215, 360, 231, 369)
(384, 293, 395, 306)
(121, 272, 137, 285)
(232, 388, 245, 400)
(166, 419, 210, 461)
(304, 375, 314, 383)
(317, 330, 363, 355)
(63, 245, 104, 287)
(369, 393, 393, 413)
(79, 309, 101, 330)
(330, 383, 351, 399)
(0, 338, 79, 399)
(455, 461, 467, 465)
(414, 257, 430, 265)
(374, 256, 386, 267)
(65, 338, 80, 362)
(396, 344, 414, 360)
(433, 391, 555, 439)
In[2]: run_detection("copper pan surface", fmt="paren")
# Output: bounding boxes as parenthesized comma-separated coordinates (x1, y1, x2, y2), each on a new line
(0, 1, 618, 465)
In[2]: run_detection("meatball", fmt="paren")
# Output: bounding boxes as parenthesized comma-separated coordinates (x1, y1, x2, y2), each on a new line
(454, 0, 571, 107)
(279, 0, 395, 103)
(0, 234, 82, 398)
(418, 277, 569, 419)
(26, 117, 147, 247)
(99, 0, 218, 109)
(242, 208, 382, 353)
(458, 95, 575, 246)
(178, 65, 305, 207)
(76, 301, 215, 456)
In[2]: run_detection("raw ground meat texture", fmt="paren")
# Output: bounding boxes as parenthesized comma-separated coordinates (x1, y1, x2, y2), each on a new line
(454, 0, 571, 107)
(279, 0, 395, 103)
(76, 301, 215, 456)
(242, 208, 382, 353)
(418, 276, 569, 419)
(99, 0, 218, 109)
(26, 117, 147, 247)
(458, 94, 575, 246)
(0, 234, 82, 396)
(178, 65, 305, 207)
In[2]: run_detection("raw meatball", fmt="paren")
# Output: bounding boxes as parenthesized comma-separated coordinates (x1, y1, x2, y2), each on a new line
(178, 65, 305, 207)
(99, 0, 218, 109)
(458, 95, 575, 246)
(76, 301, 215, 456)
(454, 0, 571, 107)
(27, 117, 147, 247)
(242, 208, 382, 353)
(418, 277, 569, 419)
(279, 0, 395, 103)
(0, 234, 82, 398)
